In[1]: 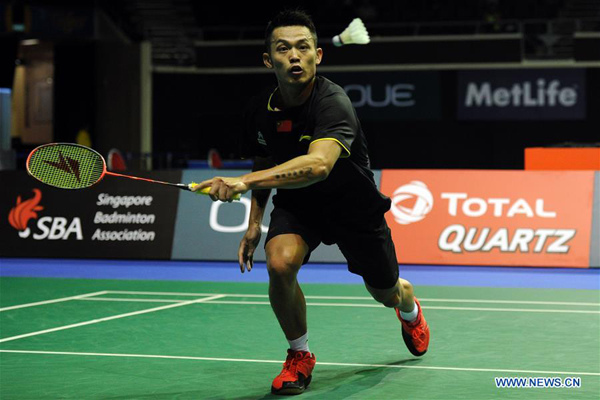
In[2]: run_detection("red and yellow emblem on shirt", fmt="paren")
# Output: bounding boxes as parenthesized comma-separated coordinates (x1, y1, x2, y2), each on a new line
(276, 120, 292, 132)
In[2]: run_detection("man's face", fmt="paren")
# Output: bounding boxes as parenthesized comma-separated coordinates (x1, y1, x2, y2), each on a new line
(263, 26, 322, 87)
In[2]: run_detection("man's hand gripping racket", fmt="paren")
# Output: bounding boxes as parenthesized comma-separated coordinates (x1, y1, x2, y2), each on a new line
(189, 177, 248, 203)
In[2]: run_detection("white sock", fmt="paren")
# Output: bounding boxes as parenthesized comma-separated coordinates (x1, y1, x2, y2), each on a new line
(400, 302, 419, 322)
(288, 332, 310, 353)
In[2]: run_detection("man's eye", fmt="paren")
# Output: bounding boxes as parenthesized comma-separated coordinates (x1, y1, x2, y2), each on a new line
(277, 47, 288, 52)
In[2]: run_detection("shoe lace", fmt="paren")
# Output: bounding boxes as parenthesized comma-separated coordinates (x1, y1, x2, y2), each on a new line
(280, 352, 303, 377)
(410, 324, 426, 344)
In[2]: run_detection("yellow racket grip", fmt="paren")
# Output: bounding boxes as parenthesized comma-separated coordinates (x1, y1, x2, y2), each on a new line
(188, 182, 242, 201)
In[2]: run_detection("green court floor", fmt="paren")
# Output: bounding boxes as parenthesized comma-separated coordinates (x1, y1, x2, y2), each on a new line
(1, 277, 599, 399)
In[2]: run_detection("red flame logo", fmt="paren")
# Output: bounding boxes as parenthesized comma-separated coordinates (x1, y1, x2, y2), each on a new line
(8, 189, 44, 237)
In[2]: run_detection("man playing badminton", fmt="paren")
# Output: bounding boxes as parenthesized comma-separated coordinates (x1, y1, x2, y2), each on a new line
(193, 9, 430, 395)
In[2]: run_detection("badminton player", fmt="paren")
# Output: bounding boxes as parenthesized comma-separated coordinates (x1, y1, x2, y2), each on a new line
(193, 9, 430, 395)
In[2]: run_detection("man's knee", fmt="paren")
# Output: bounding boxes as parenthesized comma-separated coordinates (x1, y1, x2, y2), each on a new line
(377, 294, 401, 308)
(366, 280, 401, 308)
(267, 252, 301, 280)
(265, 237, 306, 283)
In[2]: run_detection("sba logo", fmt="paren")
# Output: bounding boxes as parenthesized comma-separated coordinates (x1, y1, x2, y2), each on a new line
(8, 189, 83, 240)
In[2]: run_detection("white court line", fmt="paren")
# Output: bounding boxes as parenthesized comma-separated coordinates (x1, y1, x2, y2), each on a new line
(78, 297, 185, 304)
(0, 349, 598, 377)
(421, 305, 600, 314)
(0, 291, 108, 312)
(73, 298, 600, 314)
(105, 290, 374, 300)
(0, 294, 225, 343)
(103, 291, 600, 307)
(419, 298, 600, 307)
(195, 300, 600, 314)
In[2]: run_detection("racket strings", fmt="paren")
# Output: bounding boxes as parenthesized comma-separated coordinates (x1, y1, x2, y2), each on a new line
(28, 144, 105, 189)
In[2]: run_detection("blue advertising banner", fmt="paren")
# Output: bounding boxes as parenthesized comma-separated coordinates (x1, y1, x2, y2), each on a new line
(457, 68, 586, 120)
(171, 169, 381, 263)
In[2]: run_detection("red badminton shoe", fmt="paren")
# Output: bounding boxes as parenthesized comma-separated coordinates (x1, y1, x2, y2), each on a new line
(396, 297, 430, 356)
(271, 349, 316, 395)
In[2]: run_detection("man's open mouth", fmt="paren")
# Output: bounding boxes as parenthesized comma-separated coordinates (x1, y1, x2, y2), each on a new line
(290, 66, 303, 75)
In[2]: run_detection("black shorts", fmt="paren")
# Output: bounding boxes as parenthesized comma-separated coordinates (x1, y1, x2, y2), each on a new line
(265, 205, 400, 289)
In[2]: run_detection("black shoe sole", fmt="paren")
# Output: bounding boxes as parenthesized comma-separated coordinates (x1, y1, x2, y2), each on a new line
(271, 375, 312, 395)
(402, 328, 427, 357)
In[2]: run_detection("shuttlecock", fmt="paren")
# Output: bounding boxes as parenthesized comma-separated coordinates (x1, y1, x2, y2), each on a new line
(332, 18, 370, 47)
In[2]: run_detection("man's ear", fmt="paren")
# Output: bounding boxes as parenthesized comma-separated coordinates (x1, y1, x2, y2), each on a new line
(316, 48, 323, 65)
(263, 53, 273, 69)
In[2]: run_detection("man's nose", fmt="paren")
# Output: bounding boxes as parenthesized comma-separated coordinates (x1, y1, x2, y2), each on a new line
(289, 48, 300, 60)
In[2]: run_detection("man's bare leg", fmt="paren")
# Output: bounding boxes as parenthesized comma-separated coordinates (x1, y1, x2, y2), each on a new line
(265, 234, 310, 340)
(266, 234, 316, 395)
(365, 277, 430, 357)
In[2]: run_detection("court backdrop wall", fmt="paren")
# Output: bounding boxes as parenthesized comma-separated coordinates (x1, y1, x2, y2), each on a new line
(1, 169, 597, 267)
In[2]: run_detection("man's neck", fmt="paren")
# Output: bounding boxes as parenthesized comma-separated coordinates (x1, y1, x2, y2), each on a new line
(275, 77, 316, 109)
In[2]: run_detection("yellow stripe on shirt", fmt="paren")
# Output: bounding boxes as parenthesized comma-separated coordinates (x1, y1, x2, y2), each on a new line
(310, 138, 351, 158)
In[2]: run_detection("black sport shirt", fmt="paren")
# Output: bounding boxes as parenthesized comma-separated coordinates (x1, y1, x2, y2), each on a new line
(240, 75, 390, 218)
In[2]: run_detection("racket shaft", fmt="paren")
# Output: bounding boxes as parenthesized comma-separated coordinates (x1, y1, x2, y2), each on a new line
(106, 171, 241, 199)
(106, 171, 189, 189)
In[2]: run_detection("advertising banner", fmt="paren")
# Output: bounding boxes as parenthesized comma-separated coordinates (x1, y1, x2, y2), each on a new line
(380, 170, 595, 267)
(322, 71, 442, 121)
(171, 169, 354, 263)
(592, 172, 600, 268)
(4, 168, 595, 267)
(457, 68, 586, 120)
(1, 171, 181, 259)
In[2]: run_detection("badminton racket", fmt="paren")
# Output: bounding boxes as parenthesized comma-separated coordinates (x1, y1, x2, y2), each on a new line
(26, 143, 241, 200)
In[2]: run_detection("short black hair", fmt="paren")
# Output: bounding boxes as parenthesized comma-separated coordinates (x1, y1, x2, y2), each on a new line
(264, 9, 318, 52)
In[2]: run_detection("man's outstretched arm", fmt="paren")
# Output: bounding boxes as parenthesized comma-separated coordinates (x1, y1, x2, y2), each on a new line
(192, 140, 342, 202)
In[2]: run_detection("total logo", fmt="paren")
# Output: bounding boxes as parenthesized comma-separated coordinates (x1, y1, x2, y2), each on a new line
(391, 181, 434, 225)
(8, 189, 83, 240)
(390, 181, 576, 254)
(391, 181, 559, 224)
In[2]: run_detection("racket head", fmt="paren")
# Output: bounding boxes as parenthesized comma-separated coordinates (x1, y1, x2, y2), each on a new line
(26, 143, 107, 190)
